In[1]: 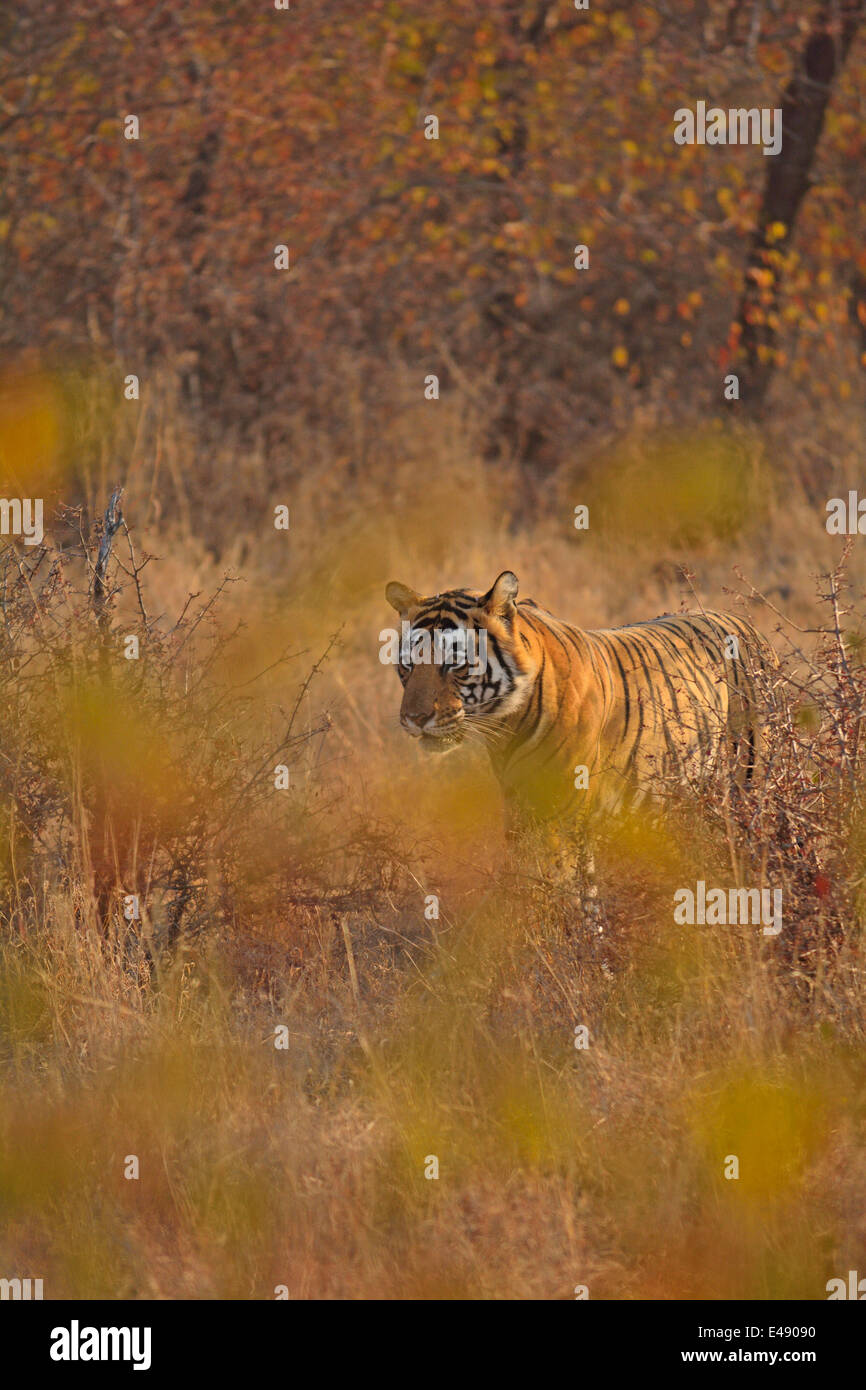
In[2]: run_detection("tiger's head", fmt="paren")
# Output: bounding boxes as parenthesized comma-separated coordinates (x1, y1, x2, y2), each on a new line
(383, 570, 534, 753)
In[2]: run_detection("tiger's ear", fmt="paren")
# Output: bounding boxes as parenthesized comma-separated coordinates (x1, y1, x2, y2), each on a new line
(385, 581, 422, 616)
(481, 570, 519, 617)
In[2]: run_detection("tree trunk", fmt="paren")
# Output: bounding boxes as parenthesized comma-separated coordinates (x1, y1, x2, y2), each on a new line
(735, 2, 863, 412)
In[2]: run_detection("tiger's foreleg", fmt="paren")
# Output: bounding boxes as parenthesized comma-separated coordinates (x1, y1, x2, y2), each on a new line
(505, 797, 612, 968)
(548, 813, 612, 959)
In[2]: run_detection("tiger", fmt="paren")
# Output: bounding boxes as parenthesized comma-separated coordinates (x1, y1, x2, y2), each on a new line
(384, 570, 774, 834)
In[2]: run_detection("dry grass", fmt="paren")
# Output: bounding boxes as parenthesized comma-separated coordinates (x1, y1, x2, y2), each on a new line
(0, 365, 865, 1299)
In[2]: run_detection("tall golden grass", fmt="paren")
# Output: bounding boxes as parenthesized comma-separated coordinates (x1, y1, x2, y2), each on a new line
(0, 363, 864, 1299)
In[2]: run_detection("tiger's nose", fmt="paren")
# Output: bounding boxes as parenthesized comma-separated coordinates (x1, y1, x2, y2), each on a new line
(401, 710, 435, 735)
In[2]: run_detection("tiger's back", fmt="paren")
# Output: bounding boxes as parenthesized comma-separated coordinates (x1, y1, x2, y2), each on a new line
(500, 602, 771, 821)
